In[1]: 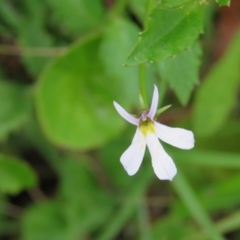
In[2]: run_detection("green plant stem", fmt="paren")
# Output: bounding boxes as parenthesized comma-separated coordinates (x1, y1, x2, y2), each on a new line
(138, 0, 155, 108)
(138, 198, 152, 240)
(144, 0, 155, 27)
(172, 169, 225, 240)
(159, 80, 167, 105)
(139, 64, 148, 108)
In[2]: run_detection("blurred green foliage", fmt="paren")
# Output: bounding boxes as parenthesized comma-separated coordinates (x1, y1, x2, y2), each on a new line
(0, 80, 31, 140)
(0, 0, 239, 239)
(0, 155, 37, 194)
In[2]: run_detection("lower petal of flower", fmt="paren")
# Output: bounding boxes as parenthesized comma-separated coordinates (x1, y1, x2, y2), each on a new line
(120, 128, 146, 176)
(154, 122, 195, 150)
(146, 132, 177, 180)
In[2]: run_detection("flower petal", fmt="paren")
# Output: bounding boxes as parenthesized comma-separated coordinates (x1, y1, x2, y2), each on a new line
(113, 101, 139, 125)
(120, 128, 146, 176)
(154, 122, 194, 149)
(146, 132, 177, 180)
(147, 85, 159, 119)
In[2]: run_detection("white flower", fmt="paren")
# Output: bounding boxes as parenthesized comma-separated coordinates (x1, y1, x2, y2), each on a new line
(113, 85, 194, 180)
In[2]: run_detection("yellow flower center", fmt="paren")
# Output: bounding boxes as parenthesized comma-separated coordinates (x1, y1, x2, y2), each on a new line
(139, 117, 155, 135)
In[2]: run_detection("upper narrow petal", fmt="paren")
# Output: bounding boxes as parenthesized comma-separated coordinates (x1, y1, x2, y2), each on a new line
(147, 85, 159, 119)
(146, 132, 177, 180)
(120, 128, 146, 176)
(154, 122, 195, 149)
(113, 101, 139, 126)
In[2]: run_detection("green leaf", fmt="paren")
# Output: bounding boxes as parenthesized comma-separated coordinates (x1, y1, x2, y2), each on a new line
(216, 0, 231, 6)
(171, 173, 240, 239)
(196, 120, 240, 152)
(17, 0, 55, 76)
(201, 174, 240, 213)
(98, 163, 153, 240)
(48, 0, 104, 36)
(172, 149, 240, 168)
(0, 80, 31, 140)
(152, 215, 197, 240)
(157, 42, 202, 105)
(0, 155, 37, 194)
(99, 17, 139, 106)
(22, 0, 47, 25)
(156, 104, 172, 115)
(193, 30, 240, 137)
(124, 0, 204, 66)
(22, 156, 112, 240)
(0, 1, 21, 30)
(100, 129, 134, 189)
(18, 23, 54, 76)
(172, 170, 225, 240)
(22, 201, 69, 240)
(36, 34, 132, 150)
(58, 157, 112, 236)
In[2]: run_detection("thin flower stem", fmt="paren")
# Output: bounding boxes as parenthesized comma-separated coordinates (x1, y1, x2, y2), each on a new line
(144, 0, 155, 28)
(159, 79, 167, 105)
(138, 0, 155, 108)
(139, 64, 148, 108)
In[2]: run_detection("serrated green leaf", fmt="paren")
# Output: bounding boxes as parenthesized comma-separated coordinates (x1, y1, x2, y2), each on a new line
(36, 34, 136, 150)
(216, 0, 231, 6)
(48, 0, 104, 36)
(0, 81, 31, 140)
(193, 30, 240, 137)
(124, 0, 204, 66)
(0, 155, 37, 194)
(157, 42, 202, 105)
